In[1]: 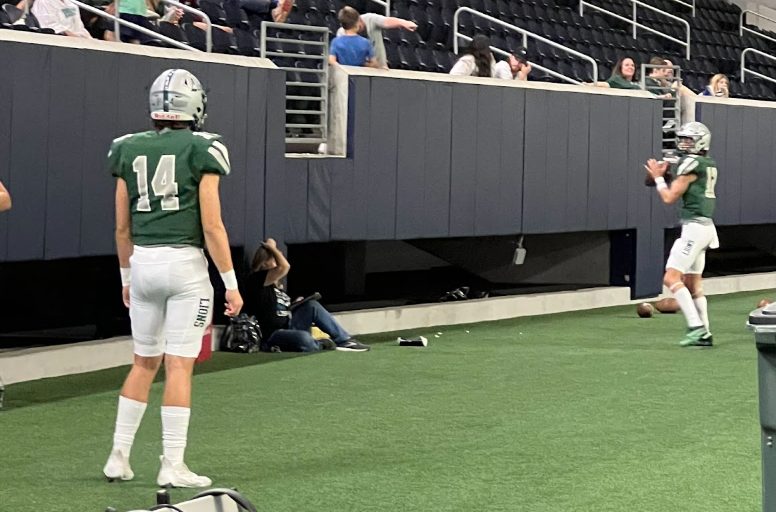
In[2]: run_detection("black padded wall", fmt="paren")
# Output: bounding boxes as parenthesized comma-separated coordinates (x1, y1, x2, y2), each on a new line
(292, 75, 669, 297)
(0, 39, 283, 265)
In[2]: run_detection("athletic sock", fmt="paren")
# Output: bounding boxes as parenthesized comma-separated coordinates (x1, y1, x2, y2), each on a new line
(162, 406, 191, 466)
(112, 396, 147, 458)
(672, 285, 704, 328)
(693, 295, 709, 331)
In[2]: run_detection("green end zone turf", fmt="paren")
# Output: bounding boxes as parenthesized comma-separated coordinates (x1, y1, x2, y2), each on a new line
(0, 291, 767, 512)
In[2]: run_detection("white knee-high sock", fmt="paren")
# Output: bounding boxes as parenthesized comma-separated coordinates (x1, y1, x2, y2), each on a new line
(113, 396, 147, 458)
(693, 295, 709, 331)
(162, 406, 191, 466)
(671, 284, 703, 328)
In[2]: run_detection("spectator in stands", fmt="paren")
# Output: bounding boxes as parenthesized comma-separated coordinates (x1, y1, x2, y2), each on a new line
(588, 57, 640, 89)
(645, 57, 672, 94)
(700, 74, 729, 98)
(329, 7, 379, 68)
(243, 239, 371, 352)
(32, 0, 93, 37)
(0, 181, 11, 212)
(103, 0, 156, 43)
(237, 0, 293, 24)
(663, 59, 696, 98)
(449, 35, 530, 80)
(502, 46, 532, 81)
(336, 8, 417, 69)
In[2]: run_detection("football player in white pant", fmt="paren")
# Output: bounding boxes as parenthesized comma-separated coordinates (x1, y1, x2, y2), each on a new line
(645, 122, 718, 347)
(103, 69, 243, 487)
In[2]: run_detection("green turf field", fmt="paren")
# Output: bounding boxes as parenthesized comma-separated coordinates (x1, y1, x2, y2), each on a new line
(1, 290, 769, 512)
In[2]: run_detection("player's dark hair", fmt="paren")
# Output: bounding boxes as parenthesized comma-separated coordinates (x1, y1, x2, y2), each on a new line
(465, 34, 494, 78)
(612, 57, 638, 81)
(153, 119, 193, 131)
(251, 245, 273, 273)
(338, 6, 360, 30)
(649, 56, 666, 66)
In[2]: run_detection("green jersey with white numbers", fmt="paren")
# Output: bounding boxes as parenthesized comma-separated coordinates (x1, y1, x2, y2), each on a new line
(108, 129, 231, 247)
(674, 154, 717, 221)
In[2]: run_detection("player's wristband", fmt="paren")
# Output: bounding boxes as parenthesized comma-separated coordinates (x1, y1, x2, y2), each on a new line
(220, 270, 239, 291)
(120, 267, 131, 287)
(655, 177, 668, 190)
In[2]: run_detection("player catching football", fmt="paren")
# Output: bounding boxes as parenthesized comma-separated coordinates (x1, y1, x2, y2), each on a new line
(645, 121, 718, 347)
(103, 69, 243, 487)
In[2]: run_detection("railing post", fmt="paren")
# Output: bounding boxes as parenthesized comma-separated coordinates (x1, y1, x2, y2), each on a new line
(453, 8, 460, 54)
(114, 0, 121, 43)
(579, 0, 584, 17)
(686, 25, 690, 60)
(691, 0, 695, 17)
(632, 1, 637, 39)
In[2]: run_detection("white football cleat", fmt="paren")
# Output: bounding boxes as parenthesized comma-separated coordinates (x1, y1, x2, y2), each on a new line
(156, 456, 212, 488)
(103, 449, 134, 482)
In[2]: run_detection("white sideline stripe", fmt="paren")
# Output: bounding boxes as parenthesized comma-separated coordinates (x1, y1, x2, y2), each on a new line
(3, 271, 776, 385)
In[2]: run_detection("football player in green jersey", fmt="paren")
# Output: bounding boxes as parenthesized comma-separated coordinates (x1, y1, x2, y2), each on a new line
(103, 69, 243, 488)
(645, 122, 719, 348)
(0, 180, 11, 211)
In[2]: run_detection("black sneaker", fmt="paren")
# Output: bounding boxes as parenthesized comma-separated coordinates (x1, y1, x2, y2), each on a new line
(336, 339, 371, 352)
(697, 331, 713, 347)
(317, 338, 336, 351)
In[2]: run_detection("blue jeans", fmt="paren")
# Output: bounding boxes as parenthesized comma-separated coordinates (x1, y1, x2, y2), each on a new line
(264, 300, 351, 353)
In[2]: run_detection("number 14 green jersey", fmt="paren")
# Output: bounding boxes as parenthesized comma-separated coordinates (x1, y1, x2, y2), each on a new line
(674, 154, 717, 221)
(108, 129, 230, 248)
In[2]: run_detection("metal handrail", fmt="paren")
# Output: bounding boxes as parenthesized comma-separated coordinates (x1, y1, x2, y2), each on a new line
(161, 0, 212, 53)
(633, 0, 691, 59)
(741, 48, 776, 85)
(580, 0, 691, 60)
(369, 0, 390, 17)
(260, 21, 330, 144)
(69, 0, 197, 52)
(740, 10, 776, 46)
(453, 7, 599, 84)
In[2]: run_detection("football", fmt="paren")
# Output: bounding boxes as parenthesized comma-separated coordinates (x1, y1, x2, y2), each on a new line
(654, 298, 680, 313)
(645, 167, 674, 187)
(636, 303, 654, 318)
(758, 299, 773, 308)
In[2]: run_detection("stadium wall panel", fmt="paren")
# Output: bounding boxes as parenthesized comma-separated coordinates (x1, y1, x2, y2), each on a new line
(294, 74, 670, 297)
(0, 38, 282, 267)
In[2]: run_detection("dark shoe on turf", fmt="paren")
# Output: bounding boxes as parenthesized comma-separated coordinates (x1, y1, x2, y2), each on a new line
(680, 326, 709, 347)
(336, 339, 371, 352)
(696, 331, 713, 347)
(317, 338, 336, 351)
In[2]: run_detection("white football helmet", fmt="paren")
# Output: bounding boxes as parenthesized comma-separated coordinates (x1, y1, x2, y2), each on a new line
(676, 121, 710, 154)
(149, 69, 207, 130)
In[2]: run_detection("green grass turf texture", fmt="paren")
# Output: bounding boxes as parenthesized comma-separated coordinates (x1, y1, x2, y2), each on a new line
(1, 290, 769, 512)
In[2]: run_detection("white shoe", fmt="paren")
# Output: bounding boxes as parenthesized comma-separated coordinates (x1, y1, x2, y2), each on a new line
(103, 449, 134, 482)
(156, 456, 212, 488)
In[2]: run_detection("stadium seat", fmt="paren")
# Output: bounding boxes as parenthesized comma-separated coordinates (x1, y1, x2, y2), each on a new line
(222, 1, 250, 30)
(156, 21, 187, 46)
(198, 2, 228, 26)
(234, 27, 259, 56)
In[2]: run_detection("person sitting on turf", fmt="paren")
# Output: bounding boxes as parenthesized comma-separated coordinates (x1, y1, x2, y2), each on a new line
(242, 239, 371, 352)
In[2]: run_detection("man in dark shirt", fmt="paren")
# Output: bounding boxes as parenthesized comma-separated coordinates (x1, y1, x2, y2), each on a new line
(243, 239, 371, 352)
